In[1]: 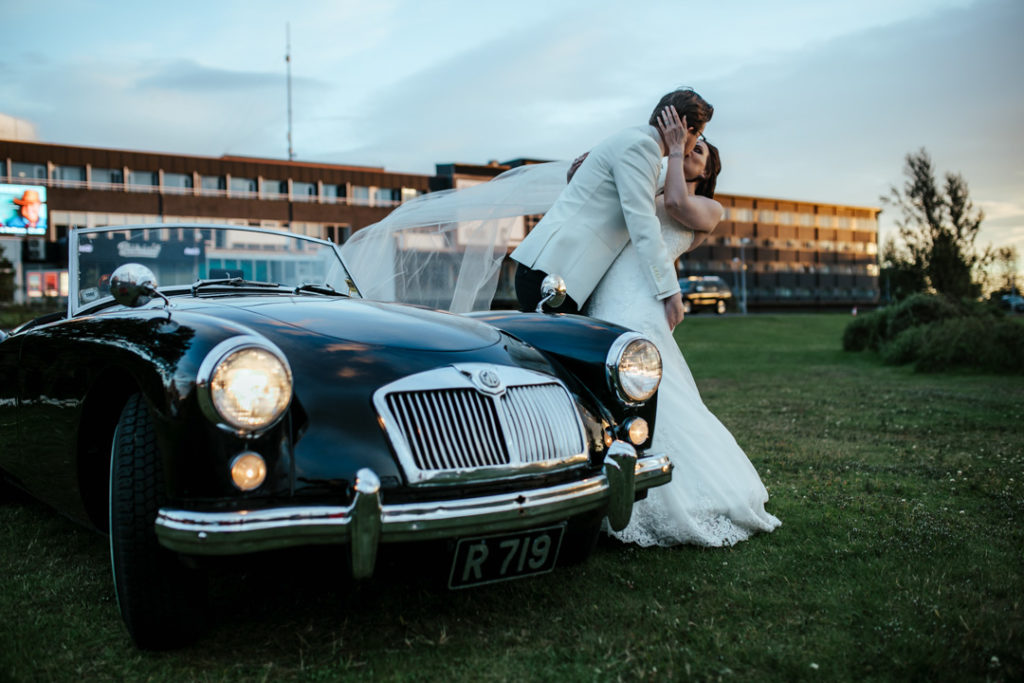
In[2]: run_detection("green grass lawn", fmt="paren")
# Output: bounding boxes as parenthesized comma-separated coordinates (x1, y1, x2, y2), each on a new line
(2, 314, 1022, 681)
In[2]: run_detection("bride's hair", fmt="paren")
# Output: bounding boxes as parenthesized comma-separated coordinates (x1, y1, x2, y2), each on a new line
(649, 88, 714, 131)
(694, 141, 722, 199)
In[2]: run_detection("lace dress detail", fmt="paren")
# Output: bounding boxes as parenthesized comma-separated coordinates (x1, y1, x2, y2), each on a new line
(585, 206, 781, 547)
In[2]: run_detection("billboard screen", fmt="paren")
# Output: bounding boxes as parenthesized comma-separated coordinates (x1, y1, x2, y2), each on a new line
(0, 183, 47, 236)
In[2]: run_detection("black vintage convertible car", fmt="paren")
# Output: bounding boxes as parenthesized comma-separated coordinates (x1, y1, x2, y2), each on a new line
(0, 224, 670, 648)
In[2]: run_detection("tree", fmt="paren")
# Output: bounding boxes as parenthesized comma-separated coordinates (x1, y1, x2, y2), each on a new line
(882, 148, 987, 300)
(0, 249, 14, 303)
(879, 237, 926, 303)
(989, 245, 1019, 296)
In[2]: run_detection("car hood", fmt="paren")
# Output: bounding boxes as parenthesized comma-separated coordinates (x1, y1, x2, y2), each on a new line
(176, 295, 502, 351)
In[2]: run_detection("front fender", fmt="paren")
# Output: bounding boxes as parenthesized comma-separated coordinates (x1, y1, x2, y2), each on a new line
(466, 311, 658, 449)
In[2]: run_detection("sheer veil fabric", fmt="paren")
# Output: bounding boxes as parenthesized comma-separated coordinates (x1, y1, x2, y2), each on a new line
(341, 159, 780, 547)
(340, 161, 569, 313)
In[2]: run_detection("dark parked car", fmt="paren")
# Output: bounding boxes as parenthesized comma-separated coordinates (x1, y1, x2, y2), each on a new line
(0, 224, 671, 648)
(679, 275, 732, 314)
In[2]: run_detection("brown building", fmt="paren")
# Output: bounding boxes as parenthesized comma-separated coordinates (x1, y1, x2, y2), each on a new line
(682, 193, 881, 310)
(0, 140, 880, 309)
(441, 161, 882, 311)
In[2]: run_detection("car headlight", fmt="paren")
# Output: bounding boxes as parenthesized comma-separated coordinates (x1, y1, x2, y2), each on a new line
(606, 333, 662, 403)
(198, 336, 293, 435)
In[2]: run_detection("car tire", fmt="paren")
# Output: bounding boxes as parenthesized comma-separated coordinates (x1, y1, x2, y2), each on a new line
(558, 511, 604, 566)
(716, 299, 726, 315)
(109, 394, 206, 650)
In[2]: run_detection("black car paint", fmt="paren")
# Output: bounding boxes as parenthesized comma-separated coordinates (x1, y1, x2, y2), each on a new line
(0, 293, 643, 529)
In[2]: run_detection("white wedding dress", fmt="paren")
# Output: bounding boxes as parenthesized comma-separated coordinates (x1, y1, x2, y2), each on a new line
(585, 205, 781, 547)
(342, 161, 780, 546)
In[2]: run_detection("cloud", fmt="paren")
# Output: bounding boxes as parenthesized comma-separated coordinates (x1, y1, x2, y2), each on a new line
(0, 56, 325, 157)
(136, 60, 298, 92)
(2, 0, 1020, 254)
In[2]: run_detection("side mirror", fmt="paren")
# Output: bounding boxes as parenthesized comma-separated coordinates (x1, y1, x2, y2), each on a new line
(536, 273, 567, 313)
(110, 263, 161, 308)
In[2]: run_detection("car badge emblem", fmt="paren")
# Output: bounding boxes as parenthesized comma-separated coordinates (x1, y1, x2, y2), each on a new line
(478, 369, 501, 389)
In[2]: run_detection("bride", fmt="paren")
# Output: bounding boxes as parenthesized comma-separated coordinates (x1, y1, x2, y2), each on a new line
(585, 109, 780, 547)
(340, 118, 780, 548)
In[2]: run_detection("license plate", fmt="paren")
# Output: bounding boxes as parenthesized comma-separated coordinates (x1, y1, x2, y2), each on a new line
(448, 524, 565, 589)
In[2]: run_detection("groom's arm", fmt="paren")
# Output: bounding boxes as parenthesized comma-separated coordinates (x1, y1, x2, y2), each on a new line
(611, 139, 681, 301)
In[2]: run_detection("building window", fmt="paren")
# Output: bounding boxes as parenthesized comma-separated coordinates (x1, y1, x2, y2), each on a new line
(401, 187, 419, 202)
(92, 168, 124, 185)
(322, 184, 345, 202)
(324, 224, 353, 244)
(164, 172, 193, 193)
(200, 175, 226, 195)
(11, 162, 46, 180)
(374, 187, 398, 206)
(776, 212, 792, 225)
(128, 171, 158, 190)
(229, 177, 257, 196)
(837, 217, 851, 228)
(51, 165, 86, 184)
(758, 210, 775, 223)
(293, 181, 317, 200)
(260, 179, 287, 198)
(729, 207, 754, 222)
(799, 213, 814, 226)
(351, 186, 370, 206)
(817, 214, 836, 228)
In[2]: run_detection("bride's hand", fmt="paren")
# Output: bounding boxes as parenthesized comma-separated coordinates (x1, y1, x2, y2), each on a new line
(657, 106, 690, 156)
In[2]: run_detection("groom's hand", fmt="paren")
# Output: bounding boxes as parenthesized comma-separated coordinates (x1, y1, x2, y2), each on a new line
(664, 292, 685, 330)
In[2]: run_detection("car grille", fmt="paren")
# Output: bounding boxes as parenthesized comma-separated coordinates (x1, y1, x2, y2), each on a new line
(375, 364, 588, 485)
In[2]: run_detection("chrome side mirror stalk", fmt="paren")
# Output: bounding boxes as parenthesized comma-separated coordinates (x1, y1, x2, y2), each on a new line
(536, 273, 567, 313)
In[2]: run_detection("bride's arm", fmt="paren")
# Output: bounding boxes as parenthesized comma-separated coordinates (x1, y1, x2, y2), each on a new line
(657, 107, 724, 234)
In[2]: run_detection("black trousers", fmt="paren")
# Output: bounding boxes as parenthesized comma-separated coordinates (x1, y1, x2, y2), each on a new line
(514, 263, 581, 313)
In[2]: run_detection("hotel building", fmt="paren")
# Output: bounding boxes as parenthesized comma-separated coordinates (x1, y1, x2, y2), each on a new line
(0, 140, 879, 309)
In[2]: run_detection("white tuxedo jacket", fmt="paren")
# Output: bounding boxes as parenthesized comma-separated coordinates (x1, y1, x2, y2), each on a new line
(511, 125, 680, 307)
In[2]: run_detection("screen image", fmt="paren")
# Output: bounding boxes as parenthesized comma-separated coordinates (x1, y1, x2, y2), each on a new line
(0, 183, 47, 235)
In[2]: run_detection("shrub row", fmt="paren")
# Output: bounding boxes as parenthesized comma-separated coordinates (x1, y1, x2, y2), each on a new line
(843, 293, 1024, 373)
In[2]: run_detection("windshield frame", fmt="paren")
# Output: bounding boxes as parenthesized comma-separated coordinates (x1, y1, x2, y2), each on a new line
(69, 223, 360, 317)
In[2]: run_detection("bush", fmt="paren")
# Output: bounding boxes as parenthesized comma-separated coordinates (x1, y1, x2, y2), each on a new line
(881, 315, 1024, 373)
(0, 305, 58, 330)
(842, 313, 876, 351)
(844, 293, 1024, 374)
(885, 293, 964, 340)
(880, 325, 925, 366)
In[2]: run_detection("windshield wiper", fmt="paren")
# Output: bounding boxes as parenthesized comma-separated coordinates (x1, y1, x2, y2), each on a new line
(191, 277, 284, 296)
(294, 282, 349, 297)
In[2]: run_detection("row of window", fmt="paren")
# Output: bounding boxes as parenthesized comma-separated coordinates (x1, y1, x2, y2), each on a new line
(738, 287, 880, 300)
(7, 162, 420, 206)
(723, 207, 876, 230)
(714, 236, 878, 254)
(683, 261, 880, 276)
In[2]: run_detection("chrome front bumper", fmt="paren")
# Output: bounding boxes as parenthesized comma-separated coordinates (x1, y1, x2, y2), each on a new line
(155, 442, 671, 578)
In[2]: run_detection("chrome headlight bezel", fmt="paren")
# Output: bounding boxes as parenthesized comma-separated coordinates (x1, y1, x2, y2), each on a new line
(197, 335, 293, 437)
(606, 333, 662, 404)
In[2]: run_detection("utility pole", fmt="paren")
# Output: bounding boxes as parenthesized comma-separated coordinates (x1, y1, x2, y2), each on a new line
(286, 23, 295, 161)
(740, 237, 750, 314)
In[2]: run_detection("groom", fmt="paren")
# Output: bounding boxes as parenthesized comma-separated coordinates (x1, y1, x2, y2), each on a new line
(511, 88, 713, 329)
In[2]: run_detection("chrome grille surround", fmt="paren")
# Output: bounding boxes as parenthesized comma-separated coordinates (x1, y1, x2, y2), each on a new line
(373, 363, 588, 486)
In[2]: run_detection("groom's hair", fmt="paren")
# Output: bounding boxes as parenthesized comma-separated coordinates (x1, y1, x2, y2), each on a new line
(650, 88, 713, 130)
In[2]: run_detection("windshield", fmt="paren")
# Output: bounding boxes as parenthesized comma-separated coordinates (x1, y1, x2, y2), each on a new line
(70, 224, 359, 315)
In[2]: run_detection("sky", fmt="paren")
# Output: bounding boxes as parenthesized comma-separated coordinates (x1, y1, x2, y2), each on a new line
(3, 0, 1023, 264)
